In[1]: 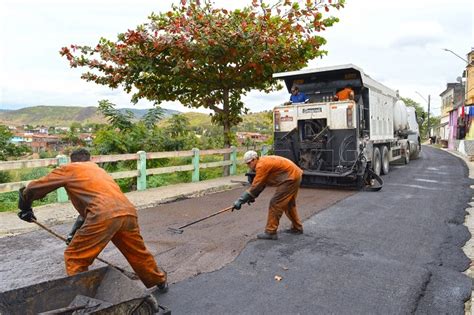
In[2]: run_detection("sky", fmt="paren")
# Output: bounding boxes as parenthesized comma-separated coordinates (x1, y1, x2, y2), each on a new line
(1, 0, 473, 116)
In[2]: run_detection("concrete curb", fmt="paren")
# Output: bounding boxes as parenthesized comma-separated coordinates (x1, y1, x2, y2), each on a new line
(0, 175, 247, 238)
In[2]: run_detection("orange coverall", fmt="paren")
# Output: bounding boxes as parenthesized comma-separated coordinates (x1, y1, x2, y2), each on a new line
(247, 156, 303, 235)
(336, 87, 354, 101)
(23, 161, 166, 288)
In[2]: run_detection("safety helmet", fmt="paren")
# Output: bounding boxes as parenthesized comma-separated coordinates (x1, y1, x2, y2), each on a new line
(243, 150, 258, 163)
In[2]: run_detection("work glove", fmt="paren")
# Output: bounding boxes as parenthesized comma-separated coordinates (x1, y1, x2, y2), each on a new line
(18, 187, 32, 211)
(65, 234, 73, 245)
(66, 215, 85, 245)
(232, 191, 255, 211)
(18, 187, 36, 222)
(18, 208, 36, 223)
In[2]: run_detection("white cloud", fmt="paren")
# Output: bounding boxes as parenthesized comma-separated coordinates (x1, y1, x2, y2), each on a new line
(1, 0, 473, 117)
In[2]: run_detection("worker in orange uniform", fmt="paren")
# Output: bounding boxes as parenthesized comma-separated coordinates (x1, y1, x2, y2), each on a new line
(17, 148, 168, 293)
(232, 151, 304, 240)
(334, 84, 355, 101)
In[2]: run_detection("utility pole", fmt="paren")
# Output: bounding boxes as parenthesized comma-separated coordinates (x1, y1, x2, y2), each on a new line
(427, 95, 431, 137)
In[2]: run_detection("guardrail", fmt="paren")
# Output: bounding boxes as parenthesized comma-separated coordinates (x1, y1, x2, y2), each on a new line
(0, 145, 269, 202)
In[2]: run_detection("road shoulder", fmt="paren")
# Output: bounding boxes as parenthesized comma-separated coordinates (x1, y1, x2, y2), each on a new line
(445, 148, 474, 314)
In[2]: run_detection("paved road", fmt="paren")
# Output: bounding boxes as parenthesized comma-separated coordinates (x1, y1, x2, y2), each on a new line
(157, 146, 473, 314)
(0, 146, 471, 314)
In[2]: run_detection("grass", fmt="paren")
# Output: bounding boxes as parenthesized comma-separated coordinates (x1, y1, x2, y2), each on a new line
(0, 190, 58, 212)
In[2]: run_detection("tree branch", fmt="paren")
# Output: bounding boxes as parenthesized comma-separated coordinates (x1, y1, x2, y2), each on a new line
(208, 104, 223, 114)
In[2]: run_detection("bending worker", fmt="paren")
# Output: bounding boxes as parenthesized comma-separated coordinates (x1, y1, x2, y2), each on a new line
(334, 84, 354, 101)
(17, 148, 168, 292)
(232, 151, 304, 240)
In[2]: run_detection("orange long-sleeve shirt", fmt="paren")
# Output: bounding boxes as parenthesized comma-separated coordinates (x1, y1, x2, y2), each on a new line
(248, 156, 303, 198)
(24, 161, 137, 222)
(336, 87, 354, 101)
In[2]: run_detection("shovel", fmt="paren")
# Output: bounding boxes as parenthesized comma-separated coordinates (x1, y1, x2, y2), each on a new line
(167, 206, 234, 234)
(32, 219, 139, 280)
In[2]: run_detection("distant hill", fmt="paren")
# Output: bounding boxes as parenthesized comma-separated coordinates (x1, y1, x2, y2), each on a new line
(0, 105, 179, 126)
(158, 111, 273, 134)
(0, 105, 272, 134)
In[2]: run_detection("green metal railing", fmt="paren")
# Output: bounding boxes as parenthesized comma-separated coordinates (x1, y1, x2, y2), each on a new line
(0, 145, 269, 202)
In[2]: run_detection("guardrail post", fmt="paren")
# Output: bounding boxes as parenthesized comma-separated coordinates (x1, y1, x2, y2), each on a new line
(56, 155, 69, 203)
(261, 145, 268, 156)
(137, 151, 147, 191)
(230, 146, 237, 175)
(192, 148, 200, 182)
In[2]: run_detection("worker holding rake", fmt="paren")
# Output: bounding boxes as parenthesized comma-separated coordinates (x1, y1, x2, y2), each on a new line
(233, 150, 304, 240)
(17, 148, 168, 293)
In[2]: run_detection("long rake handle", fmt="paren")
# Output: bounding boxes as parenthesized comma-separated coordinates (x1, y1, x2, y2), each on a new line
(177, 206, 234, 230)
(32, 220, 138, 279)
(33, 220, 67, 242)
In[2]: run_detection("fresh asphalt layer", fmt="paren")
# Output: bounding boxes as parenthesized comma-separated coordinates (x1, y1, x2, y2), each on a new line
(157, 146, 473, 314)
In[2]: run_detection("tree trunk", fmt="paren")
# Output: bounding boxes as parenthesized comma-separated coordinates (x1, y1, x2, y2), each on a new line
(222, 89, 231, 176)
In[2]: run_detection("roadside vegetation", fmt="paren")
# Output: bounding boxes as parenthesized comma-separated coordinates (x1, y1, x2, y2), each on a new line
(0, 102, 271, 212)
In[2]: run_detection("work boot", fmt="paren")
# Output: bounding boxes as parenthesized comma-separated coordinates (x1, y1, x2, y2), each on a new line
(282, 228, 303, 235)
(155, 281, 169, 294)
(153, 269, 169, 295)
(257, 232, 278, 240)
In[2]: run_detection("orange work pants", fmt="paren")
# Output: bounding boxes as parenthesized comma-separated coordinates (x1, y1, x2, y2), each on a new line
(64, 215, 166, 288)
(265, 176, 303, 234)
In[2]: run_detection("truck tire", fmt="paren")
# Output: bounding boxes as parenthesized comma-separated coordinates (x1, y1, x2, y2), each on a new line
(381, 146, 390, 175)
(410, 142, 420, 160)
(372, 147, 382, 176)
(411, 147, 420, 160)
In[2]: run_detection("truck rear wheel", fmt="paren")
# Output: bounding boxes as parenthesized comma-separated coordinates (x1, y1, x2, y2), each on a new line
(408, 141, 420, 160)
(411, 150, 419, 160)
(381, 146, 390, 175)
(372, 147, 381, 176)
(404, 149, 410, 164)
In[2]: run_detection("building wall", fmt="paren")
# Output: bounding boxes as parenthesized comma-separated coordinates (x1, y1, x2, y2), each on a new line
(466, 106, 474, 140)
(441, 89, 454, 117)
(440, 88, 453, 142)
(467, 50, 474, 106)
(440, 116, 450, 141)
(448, 110, 458, 149)
(455, 140, 474, 158)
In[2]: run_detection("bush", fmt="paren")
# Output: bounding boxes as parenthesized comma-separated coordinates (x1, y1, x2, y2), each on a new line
(0, 190, 58, 212)
(0, 171, 12, 184)
(116, 178, 136, 192)
(147, 172, 192, 189)
(0, 191, 17, 212)
(39, 151, 59, 159)
(20, 167, 52, 181)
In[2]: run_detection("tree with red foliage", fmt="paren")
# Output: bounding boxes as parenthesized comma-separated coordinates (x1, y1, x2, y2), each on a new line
(60, 0, 344, 151)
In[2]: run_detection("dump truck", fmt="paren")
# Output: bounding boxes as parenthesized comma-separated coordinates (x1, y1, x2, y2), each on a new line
(270, 64, 421, 189)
